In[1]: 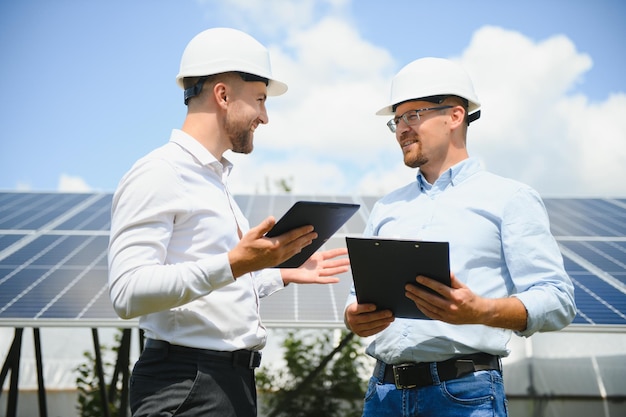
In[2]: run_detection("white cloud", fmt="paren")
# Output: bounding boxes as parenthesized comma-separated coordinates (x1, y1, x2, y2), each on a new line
(15, 181, 32, 191)
(205, 0, 348, 37)
(355, 162, 417, 196)
(259, 16, 394, 155)
(558, 93, 626, 196)
(207, 4, 626, 198)
(227, 15, 400, 195)
(461, 26, 626, 197)
(227, 151, 349, 195)
(57, 174, 92, 192)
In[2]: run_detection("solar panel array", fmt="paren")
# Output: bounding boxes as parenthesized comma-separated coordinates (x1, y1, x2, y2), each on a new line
(0, 192, 625, 328)
(544, 198, 626, 325)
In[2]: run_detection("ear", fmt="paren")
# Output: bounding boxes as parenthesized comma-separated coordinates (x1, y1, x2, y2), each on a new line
(214, 82, 229, 110)
(449, 105, 466, 129)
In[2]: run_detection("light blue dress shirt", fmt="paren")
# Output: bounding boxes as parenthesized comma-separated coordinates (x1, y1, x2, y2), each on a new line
(345, 158, 576, 364)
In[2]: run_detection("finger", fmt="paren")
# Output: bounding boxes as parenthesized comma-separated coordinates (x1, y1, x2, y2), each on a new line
(353, 314, 395, 336)
(355, 309, 394, 324)
(405, 286, 444, 318)
(254, 216, 277, 238)
(318, 247, 348, 259)
(356, 323, 393, 337)
(414, 304, 439, 320)
(403, 290, 438, 317)
(405, 287, 421, 302)
(352, 303, 378, 314)
(415, 275, 439, 290)
(281, 224, 316, 244)
(449, 272, 466, 289)
(315, 276, 341, 284)
(407, 284, 450, 310)
(322, 257, 351, 267)
(317, 259, 350, 272)
(318, 266, 350, 277)
(415, 276, 453, 297)
(346, 303, 377, 319)
(405, 283, 422, 296)
(405, 283, 435, 303)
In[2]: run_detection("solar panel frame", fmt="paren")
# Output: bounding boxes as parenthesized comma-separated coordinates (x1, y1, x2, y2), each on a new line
(0, 192, 624, 329)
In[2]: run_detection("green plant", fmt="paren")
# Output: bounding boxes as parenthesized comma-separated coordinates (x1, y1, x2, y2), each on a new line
(74, 330, 124, 417)
(257, 329, 367, 417)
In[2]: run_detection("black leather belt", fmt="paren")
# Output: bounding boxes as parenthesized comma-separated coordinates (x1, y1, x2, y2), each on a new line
(374, 352, 501, 389)
(144, 339, 262, 369)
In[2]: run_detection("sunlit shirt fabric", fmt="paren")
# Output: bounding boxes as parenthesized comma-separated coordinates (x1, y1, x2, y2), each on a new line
(345, 158, 576, 364)
(108, 129, 284, 351)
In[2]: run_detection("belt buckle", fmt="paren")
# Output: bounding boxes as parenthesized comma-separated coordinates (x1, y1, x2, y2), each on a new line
(454, 359, 476, 378)
(392, 363, 418, 389)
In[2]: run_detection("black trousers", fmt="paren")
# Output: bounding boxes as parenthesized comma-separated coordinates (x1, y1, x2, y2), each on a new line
(129, 342, 257, 417)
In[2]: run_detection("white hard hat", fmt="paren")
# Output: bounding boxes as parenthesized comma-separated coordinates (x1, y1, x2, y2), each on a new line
(376, 57, 481, 123)
(176, 28, 288, 98)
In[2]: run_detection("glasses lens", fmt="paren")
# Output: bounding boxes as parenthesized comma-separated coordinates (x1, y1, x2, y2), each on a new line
(388, 106, 452, 133)
(404, 111, 420, 125)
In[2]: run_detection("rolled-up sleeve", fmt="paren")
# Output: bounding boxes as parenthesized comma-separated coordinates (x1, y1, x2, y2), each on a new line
(501, 188, 577, 336)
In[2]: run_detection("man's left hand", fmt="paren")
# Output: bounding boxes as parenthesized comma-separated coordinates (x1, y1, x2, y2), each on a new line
(281, 247, 349, 285)
(404, 273, 487, 324)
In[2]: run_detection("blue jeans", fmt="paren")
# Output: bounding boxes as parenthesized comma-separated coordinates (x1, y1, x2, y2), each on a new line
(129, 343, 257, 417)
(362, 368, 508, 417)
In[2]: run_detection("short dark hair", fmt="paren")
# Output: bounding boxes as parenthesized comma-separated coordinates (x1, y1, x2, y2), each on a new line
(236, 72, 269, 86)
(183, 72, 269, 105)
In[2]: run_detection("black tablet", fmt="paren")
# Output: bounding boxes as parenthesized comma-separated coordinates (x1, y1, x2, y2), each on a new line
(266, 201, 360, 268)
(346, 237, 451, 319)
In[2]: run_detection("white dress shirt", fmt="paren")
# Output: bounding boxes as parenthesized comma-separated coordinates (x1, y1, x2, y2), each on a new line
(108, 129, 284, 351)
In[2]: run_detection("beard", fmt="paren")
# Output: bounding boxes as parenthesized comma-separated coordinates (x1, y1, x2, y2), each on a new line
(404, 152, 427, 168)
(401, 134, 427, 168)
(225, 111, 254, 154)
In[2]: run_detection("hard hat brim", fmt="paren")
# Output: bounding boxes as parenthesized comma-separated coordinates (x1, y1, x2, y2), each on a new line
(267, 79, 288, 96)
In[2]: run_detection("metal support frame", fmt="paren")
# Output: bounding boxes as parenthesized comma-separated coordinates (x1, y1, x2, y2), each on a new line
(33, 329, 47, 416)
(0, 328, 23, 417)
(0, 328, 47, 417)
(89, 328, 137, 417)
(107, 328, 132, 417)
(91, 328, 111, 417)
(1, 327, 138, 417)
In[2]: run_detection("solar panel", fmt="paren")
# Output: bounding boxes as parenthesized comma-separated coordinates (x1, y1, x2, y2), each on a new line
(546, 198, 626, 237)
(0, 192, 625, 328)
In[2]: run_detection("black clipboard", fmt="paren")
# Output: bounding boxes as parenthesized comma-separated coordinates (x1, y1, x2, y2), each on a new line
(266, 201, 360, 268)
(346, 237, 450, 319)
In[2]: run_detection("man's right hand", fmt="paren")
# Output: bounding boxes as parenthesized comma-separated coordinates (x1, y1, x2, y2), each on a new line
(345, 302, 395, 337)
(228, 216, 317, 278)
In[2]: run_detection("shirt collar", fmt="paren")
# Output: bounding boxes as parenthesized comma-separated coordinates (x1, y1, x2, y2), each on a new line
(169, 129, 233, 177)
(416, 158, 482, 192)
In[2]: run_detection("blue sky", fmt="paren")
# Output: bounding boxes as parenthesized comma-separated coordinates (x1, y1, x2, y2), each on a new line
(1, 0, 625, 197)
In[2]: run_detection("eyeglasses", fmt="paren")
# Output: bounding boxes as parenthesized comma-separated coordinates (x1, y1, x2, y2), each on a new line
(386, 106, 453, 133)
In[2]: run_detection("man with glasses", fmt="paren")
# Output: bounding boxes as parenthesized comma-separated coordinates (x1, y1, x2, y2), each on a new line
(344, 57, 575, 416)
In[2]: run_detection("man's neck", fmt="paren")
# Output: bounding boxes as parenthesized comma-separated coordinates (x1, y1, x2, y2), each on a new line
(181, 113, 226, 160)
